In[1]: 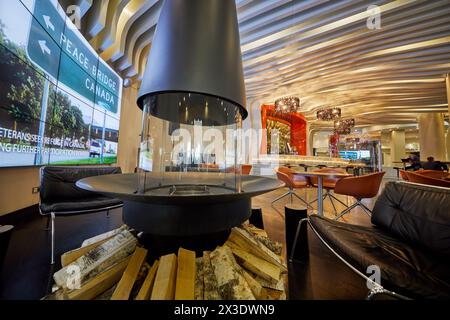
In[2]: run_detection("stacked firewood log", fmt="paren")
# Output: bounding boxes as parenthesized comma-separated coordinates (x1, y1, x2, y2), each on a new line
(45, 223, 287, 300)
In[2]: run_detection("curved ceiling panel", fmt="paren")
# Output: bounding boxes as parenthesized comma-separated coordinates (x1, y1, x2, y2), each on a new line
(100, 0, 158, 62)
(57, 0, 450, 126)
(114, 1, 161, 72)
(83, 0, 109, 39)
(88, 0, 130, 51)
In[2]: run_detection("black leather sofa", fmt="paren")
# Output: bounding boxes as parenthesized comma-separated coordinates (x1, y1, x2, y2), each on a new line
(39, 166, 123, 264)
(291, 181, 450, 299)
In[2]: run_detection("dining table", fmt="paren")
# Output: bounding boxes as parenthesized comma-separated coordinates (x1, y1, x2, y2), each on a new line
(291, 169, 351, 216)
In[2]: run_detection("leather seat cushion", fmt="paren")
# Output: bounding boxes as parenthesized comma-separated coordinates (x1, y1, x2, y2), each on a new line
(292, 181, 308, 188)
(40, 197, 122, 215)
(311, 181, 336, 189)
(40, 166, 121, 202)
(309, 215, 450, 299)
(372, 182, 450, 258)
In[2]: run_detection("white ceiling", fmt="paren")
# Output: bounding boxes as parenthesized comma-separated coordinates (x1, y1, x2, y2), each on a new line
(58, 0, 450, 126)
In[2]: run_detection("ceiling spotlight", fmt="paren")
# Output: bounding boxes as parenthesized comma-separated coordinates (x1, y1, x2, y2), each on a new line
(123, 78, 132, 88)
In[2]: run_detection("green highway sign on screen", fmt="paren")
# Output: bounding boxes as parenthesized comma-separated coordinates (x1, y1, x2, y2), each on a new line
(26, 0, 121, 114)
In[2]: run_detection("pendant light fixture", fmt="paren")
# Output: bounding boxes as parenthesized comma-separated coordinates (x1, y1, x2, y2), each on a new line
(317, 107, 341, 121)
(274, 96, 301, 114)
(136, 0, 247, 125)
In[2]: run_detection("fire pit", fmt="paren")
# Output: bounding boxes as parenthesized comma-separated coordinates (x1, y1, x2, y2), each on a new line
(76, 172, 282, 236)
(76, 0, 283, 255)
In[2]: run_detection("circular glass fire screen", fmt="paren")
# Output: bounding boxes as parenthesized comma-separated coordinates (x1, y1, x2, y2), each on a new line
(138, 93, 243, 196)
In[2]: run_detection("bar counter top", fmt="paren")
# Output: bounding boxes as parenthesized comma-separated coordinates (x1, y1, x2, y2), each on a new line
(254, 155, 366, 168)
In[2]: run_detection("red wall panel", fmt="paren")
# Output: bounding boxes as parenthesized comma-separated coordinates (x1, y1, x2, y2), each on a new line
(260, 104, 307, 155)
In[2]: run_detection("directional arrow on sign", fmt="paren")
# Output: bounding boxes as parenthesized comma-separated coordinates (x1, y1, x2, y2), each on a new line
(38, 40, 51, 55)
(43, 15, 55, 31)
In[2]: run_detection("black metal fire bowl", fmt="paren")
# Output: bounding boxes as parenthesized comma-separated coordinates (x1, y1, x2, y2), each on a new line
(76, 173, 283, 237)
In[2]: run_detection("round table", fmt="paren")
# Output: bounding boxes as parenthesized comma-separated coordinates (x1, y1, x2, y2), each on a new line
(291, 170, 351, 216)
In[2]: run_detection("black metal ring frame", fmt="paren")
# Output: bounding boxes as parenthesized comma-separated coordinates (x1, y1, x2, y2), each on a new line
(289, 217, 412, 300)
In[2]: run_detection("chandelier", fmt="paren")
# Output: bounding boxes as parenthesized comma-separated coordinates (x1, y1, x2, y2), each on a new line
(317, 107, 341, 121)
(274, 96, 300, 113)
(334, 118, 355, 135)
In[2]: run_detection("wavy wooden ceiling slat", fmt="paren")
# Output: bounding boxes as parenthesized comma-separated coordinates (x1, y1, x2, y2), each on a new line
(88, 0, 130, 51)
(57, 0, 450, 125)
(113, 0, 162, 71)
(82, 0, 109, 39)
(100, 0, 158, 62)
(122, 26, 155, 78)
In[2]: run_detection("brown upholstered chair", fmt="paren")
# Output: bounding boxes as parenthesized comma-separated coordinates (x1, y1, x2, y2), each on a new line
(241, 164, 252, 175)
(308, 167, 349, 215)
(333, 171, 386, 220)
(415, 170, 449, 180)
(225, 164, 252, 174)
(273, 167, 312, 209)
(199, 163, 219, 169)
(405, 171, 450, 188)
(399, 170, 409, 181)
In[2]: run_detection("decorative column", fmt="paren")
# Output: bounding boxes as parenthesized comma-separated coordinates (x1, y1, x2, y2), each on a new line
(390, 130, 406, 164)
(241, 99, 260, 164)
(417, 113, 446, 161)
(306, 123, 312, 156)
(446, 74, 450, 161)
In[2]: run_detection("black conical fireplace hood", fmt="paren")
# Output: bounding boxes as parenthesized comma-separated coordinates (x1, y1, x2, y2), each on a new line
(136, 0, 247, 125)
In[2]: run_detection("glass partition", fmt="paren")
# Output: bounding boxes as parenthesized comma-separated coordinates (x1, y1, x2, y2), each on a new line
(138, 92, 243, 195)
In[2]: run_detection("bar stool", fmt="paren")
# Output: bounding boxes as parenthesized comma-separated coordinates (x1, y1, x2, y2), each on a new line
(308, 167, 349, 215)
(241, 164, 252, 175)
(333, 172, 385, 220)
(272, 167, 313, 209)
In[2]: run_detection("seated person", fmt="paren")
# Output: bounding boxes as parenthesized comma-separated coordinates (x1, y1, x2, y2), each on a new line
(422, 156, 448, 171)
(405, 153, 421, 171)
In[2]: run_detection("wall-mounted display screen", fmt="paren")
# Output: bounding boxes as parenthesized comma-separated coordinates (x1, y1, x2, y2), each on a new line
(339, 150, 371, 160)
(0, 0, 122, 167)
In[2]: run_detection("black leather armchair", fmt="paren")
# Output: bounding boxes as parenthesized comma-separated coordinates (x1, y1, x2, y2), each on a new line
(290, 181, 450, 299)
(39, 166, 123, 264)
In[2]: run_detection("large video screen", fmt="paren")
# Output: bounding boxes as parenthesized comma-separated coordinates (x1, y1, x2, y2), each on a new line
(0, 0, 122, 167)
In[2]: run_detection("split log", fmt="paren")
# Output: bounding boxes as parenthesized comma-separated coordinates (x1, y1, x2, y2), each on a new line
(244, 270, 286, 300)
(220, 244, 266, 300)
(175, 248, 196, 300)
(202, 251, 221, 300)
(227, 245, 280, 282)
(253, 235, 282, 256)
(95, 284, 117, 300)
(194, 257, 204, 300)
(135, 260, 159, 300)
(53, 229, 137, 289)
(61, 238, 109, 267)
(242, 224, 282, 256)
(130, 262, 151, 299)
(229, 228, 286, 271)
(240, 268, 267, 300)
(210, 246, 255, 300)
(81, 225, 128, 247)
(243, 269, 285, 292)
(266, 288, 287, 300)
(224, 239, 242, 252)
(111, 247, 148, 300)
(67, 257, 131, 300)
(244, 224, 268, 238)
(254, 274, 285, 291)
(151, 253, 177, 300)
